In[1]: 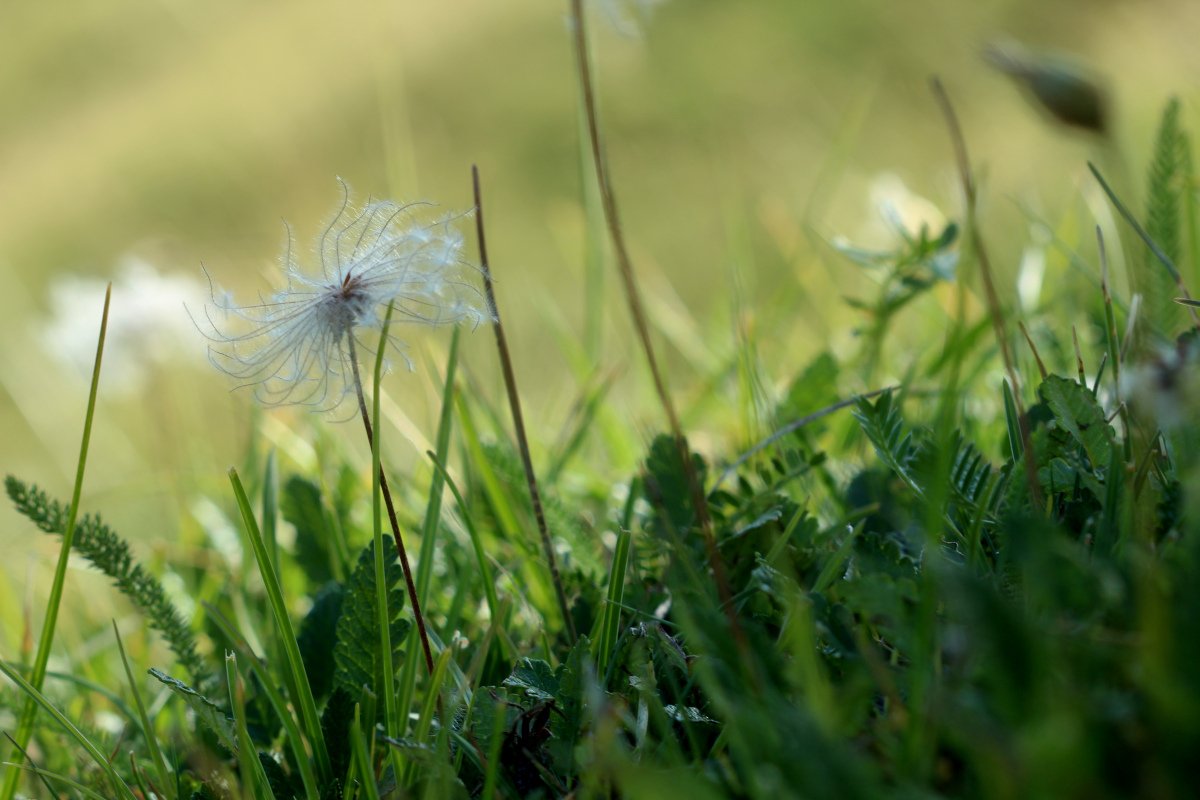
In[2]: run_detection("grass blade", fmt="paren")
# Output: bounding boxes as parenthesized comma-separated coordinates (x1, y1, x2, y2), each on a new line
(417, 326, 461, 610)
(225, 651, 274, 799)
(228, 468, 332, 784)
(0, 658, 138, 800)
(204, 604, 321, 800)
(1, 284, 110, 800)
(112, 622, 175, 800)
(598, 529, 632, 678)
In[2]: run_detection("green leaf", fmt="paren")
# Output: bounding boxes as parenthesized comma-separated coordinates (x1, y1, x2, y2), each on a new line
(502, 658, 559, 702)
(549, 636, 589, 776)
(148, 668, 238, 754)
(642, 434, 708, 537)
(852, 392, 921, 497)
(281, 475, 336, 586)
(320, 688, 356, 784)
(333, 537, 411, 703)
(297, 581, 345, 703)
(1038, 375, 1114, 469)
(1144, 97, 1192, 337)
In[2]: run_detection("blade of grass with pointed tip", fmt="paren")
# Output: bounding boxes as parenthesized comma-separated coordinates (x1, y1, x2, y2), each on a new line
(204, 604, 320, 800)
(112, 623, 175, 800)
(225, 652, 273, 800)
(403, 646, 455, 787)
(228, 468, 332, 785)
(1, 284, 110, 800)
(598, 529, 631, 678)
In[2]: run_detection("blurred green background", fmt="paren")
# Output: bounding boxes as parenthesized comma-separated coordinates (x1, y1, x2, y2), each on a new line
(2, 0, 1198, 634)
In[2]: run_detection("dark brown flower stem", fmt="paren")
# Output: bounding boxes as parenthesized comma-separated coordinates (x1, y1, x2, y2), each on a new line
(567, 0, 746, 652)
(346, 335, 436, 674)
(930, 77, 1043, 511)
(472, 165, 578, 644)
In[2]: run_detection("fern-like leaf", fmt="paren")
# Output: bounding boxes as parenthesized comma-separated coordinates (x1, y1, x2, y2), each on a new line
(6, 476, 209, 682)
(1144, 97, 1192, 336)
(853, 392, 921, 497)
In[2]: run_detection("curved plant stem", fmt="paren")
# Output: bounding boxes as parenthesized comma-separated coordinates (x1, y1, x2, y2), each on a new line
(346, 334, 436, 674)
(567, 0, 745, 651)
(930, 78, 1043, 510)
(472, 165, 577, 643)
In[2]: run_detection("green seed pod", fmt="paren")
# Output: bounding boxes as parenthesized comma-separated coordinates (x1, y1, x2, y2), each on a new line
(984, 40, 1109, 134)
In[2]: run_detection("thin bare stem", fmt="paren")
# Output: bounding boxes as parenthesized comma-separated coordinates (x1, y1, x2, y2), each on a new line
(930, 77, 1043, 510)
(346, 335, 435, 674)
(1019, 322, 1048, 380)
(568, 0, 744, 645)
(472, 165, 577, 643)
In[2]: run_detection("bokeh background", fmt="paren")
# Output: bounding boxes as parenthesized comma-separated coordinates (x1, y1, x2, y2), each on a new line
(2, 0, 1199, 634)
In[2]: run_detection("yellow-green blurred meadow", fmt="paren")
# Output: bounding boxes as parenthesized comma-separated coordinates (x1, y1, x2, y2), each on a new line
(2, 0, 1198, 639)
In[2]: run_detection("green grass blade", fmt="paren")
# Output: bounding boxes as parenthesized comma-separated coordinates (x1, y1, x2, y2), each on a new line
(0, 763, 112, 800)
(403, 646, 455, 787)
(598, 529, 632, 678)
(1, 284, 110, 800)
(228, 468, 332, 784)
(0, 658, 138, 800)
(205, 604, 321, 800)
(112, 622, 175, 800)
(262, 448, 280, 573)
(426, 450, 500, 624)
(417, 327, 460, 609)
(370, 305, 404, 783)
(350, 704, 381, 800)
(225, 652, 274, 800)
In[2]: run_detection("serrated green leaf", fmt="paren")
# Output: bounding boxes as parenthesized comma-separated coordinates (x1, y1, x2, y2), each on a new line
(1039, 375, 1114, 469)
(502, 658, 559, 702)
(642, 434, 708, 537)
(148, 668, 237, 754)
(333, 537, 411, 703)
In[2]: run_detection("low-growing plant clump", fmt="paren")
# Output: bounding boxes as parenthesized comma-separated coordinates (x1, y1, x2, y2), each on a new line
(3, 4, 1200, 800)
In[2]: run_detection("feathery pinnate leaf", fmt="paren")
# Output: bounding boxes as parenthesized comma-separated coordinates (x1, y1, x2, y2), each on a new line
(6, 476, 208, 683)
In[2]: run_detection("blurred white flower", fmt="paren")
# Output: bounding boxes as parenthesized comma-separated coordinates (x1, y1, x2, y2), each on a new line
(866, 173, 948, 246)
(40, 257, 207, 394)
(194, 180, 489, 410)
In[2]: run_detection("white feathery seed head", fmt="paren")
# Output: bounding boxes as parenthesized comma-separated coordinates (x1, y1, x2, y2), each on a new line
(194, 179, 491, 410)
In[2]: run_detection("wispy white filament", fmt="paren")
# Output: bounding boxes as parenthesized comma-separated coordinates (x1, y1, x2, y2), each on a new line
(195, 180, 489, 410)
